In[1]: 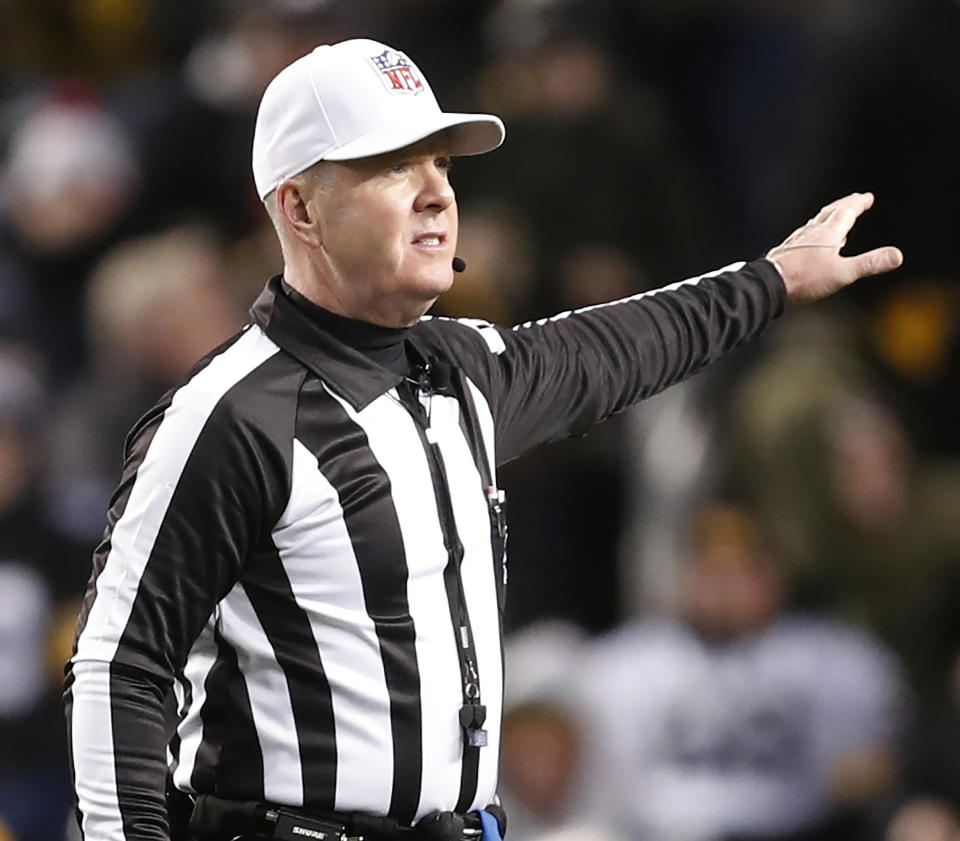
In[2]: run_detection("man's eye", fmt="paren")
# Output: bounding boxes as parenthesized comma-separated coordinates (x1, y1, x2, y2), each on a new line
(436, 157, 452, 173)
(389, 162, 407, 174)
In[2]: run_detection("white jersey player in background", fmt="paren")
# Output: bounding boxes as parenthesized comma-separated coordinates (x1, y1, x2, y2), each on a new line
(577, 501, 904, 841)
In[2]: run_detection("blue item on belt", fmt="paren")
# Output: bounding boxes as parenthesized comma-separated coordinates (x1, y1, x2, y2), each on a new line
(479, 810, 503, 841)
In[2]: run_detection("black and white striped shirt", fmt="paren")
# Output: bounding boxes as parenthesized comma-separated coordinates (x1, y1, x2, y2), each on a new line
(65, 260, 785, 841)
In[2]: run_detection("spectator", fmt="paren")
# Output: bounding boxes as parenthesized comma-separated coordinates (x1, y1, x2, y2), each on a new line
(579, 502, 905, 841)
(44, 225, 244, 545)
(0, 344, 88, 841)
(881, 650, 960, 841)
(463, 0, 714, 317)
(0, 95, 140, 381)
(501, 622, 618, 841)
(731, 313, 960, 695)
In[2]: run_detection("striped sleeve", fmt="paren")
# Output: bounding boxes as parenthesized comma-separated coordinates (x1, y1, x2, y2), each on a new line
(418, 259, 786, 464)
(64, 327, 297, 841)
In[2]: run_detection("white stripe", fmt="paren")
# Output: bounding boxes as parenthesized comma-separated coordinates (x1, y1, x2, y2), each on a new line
(419, 316, 506, 355)
(70, 661, 123, 841)
(167, 671, 185, 769)
(338, 389, 464, 819)
(426, 262, 746, 346)
(271, 439, 394, 812)
(70, 326, 279, 839)
(455, 318, 507, 354)
(172, 620, 219, 792)
(428, 391, 503, 809)
(512, 261, 747, 329)
(217, 581, 304, 804)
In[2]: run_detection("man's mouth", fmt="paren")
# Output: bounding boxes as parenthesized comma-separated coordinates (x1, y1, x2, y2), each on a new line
(413, 232, 446, 247)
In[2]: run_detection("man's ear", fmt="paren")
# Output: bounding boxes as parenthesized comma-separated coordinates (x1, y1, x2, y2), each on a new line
(276, 179, 323, 248)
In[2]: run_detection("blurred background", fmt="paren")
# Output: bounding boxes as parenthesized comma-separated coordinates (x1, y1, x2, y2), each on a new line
(1, 0, 959, 840)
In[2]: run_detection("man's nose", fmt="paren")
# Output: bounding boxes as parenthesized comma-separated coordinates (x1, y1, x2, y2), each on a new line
(414, 164, 455, 213)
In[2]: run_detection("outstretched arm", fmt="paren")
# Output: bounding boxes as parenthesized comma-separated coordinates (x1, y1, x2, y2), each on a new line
(417, 191, 903, 464)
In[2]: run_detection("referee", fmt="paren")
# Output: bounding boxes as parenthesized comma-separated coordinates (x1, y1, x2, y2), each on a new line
(64, 38, 902, 841)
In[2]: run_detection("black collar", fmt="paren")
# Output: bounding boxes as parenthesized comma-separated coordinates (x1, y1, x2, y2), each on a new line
(249, 275, 432, 411)
(279, 277, 411, 375)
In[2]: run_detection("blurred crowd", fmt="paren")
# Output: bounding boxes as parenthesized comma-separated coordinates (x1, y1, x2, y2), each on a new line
(1, 1, 958, 840)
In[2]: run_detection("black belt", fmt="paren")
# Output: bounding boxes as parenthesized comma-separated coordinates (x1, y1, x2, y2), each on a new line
(179, 793, 505, 841)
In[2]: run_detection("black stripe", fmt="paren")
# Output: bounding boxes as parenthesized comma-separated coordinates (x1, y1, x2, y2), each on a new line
(452, 374, 493, 491)
(214, 627, 265, 798)
(109, 665, 174, 839)
(105, 348, 299, 828)
(192, 620, 265, 798)
(191, 634, 222, 795)
(245, 541, 338, 807)
(296, 380, 423, 824)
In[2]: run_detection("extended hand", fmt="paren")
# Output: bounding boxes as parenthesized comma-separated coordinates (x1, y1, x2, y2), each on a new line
(766, 192, 903, 302)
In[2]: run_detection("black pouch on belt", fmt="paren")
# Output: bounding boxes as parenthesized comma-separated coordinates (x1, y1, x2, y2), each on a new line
(188, 795, 273, 840)
(413, 811, 466, 841)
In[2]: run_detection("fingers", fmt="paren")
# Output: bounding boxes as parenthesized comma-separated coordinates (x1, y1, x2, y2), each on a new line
(843, 246, 904, 281)
(804, 192, 876, 251)
(812, 191, 874, 222)
(809, 192, 874, 235)
(827, 207, 858, 240)
(847, 191, 875, 213)
(782, 193, 875, 253)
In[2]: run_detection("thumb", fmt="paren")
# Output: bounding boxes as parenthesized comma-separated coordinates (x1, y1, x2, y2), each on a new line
(843, 246, 904, 282)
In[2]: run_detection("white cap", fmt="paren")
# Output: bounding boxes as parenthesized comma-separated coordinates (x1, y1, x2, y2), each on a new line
(251, 38, 506, 199)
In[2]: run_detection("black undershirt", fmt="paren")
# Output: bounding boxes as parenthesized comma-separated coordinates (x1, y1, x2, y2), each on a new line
(280, 277, 411, 376)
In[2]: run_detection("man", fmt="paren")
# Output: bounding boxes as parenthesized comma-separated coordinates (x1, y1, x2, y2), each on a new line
(64, 38, 902, 841)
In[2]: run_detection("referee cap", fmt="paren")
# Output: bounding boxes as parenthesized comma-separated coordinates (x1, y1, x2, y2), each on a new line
(252, 38, 505, 199)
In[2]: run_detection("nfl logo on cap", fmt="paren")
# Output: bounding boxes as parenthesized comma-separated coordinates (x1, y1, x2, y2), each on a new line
(369, 49, 424, 94)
